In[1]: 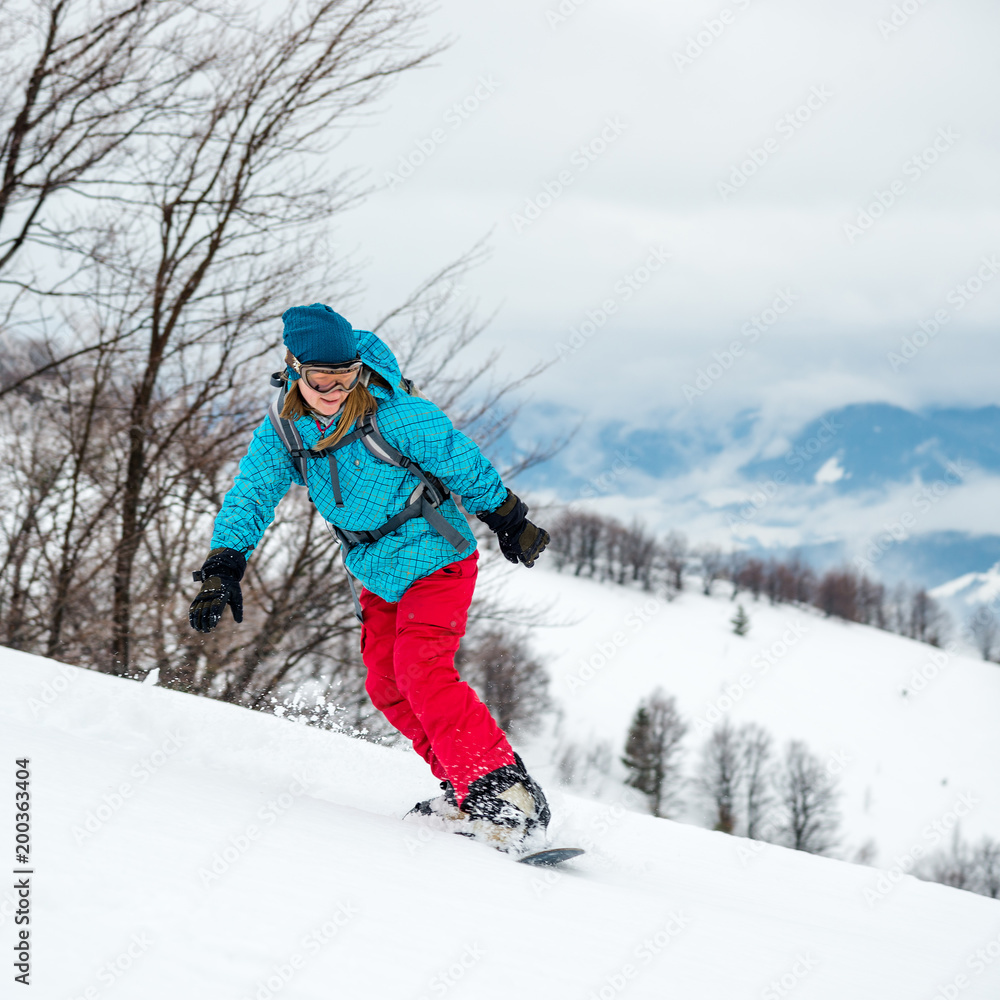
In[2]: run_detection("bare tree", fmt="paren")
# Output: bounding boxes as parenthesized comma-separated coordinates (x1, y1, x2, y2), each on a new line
(908, 589, 949, 647)
(0, 3, 557, 717)
(621, 688, 688, 818)
(696, 544, 727, 597)
(456, 626, 551, 736)
(695, 720, 743, 833)
(740, 723, 774, 840)
(0, 1, 444, 676)
(662, 531, 687, 595)
(556, 738, 613, 791)
(739, 557, 765, 601)
(0, 1, 202, 281)
(967, 605, 1000, 662)
(728, 550, 748, 601)
(918, 831, 1000, 899)
(774, 740, 840, 855)
(815, 568, 859, 621)
(856, 575, 887, 628)
(549, 511, 606, 578)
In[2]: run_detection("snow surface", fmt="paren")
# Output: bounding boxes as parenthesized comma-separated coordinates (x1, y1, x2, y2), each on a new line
(2, 647, 1000, 999)
(480, 563, 1000, 866)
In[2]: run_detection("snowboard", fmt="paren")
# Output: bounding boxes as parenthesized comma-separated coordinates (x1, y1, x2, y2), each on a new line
(517, 847, 585, 867)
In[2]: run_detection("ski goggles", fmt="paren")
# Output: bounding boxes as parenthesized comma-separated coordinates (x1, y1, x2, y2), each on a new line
(286, 351, 364, 393)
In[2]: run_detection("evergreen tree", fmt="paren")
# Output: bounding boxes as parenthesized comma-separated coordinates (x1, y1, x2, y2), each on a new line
(731, 604, 750, 636)
(622, 689, 687, 818)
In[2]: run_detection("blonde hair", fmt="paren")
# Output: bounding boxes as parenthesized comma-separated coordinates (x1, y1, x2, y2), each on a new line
(279, 370, 389, 450)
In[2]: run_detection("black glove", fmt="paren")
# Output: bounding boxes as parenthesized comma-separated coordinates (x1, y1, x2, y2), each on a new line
(189, 547, 246, 633)
(477, 490, 550, 568)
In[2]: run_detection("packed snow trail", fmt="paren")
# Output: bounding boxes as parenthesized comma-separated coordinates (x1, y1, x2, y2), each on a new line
(2, 649, 999, 999)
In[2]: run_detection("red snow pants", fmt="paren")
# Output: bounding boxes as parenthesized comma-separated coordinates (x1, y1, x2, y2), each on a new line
(359, 550, 515, 804)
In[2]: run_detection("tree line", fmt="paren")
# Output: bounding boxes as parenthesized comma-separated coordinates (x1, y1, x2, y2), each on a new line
(558, 688, 841, 856)
(560, 687, 999, 901)
(548, 511, 952, 647)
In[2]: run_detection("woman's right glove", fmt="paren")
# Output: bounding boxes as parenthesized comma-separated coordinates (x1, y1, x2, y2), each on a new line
(477, 490, 550, 568)
(189, 547, 246, 633)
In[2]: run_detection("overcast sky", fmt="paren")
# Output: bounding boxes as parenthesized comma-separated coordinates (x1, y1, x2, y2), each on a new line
(329, 0, 1000, 441)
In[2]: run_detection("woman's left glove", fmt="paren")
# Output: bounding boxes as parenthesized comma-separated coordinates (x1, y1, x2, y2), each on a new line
(477, 490, 550, 568)
(189, 547, 247, 633)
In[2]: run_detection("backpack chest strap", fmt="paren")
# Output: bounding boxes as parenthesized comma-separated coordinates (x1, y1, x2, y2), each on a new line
(337, 492, 466, 552)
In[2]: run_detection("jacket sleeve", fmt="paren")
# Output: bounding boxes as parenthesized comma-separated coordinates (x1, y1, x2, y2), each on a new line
(210, 417, 301, 555)
(376, 396, 508, 515)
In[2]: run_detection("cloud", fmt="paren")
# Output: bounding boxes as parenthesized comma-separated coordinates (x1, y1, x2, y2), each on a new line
(332, 0, 1000, 436)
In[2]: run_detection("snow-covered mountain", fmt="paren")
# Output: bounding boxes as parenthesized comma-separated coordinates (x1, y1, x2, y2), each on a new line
(932, 562, 1000, 611)
(3, 647, 999, 999)
(519, 402, 1000, 588)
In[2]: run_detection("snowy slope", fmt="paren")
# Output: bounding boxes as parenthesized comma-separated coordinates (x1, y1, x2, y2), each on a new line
(480, 563, 1000, 866)
(2, 650, 1000, 999)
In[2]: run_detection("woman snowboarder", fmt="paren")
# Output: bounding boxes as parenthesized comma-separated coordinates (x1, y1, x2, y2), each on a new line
(189, 303, 551, 853)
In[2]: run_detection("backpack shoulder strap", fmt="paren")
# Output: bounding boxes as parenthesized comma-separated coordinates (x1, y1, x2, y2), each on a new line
(357, 409, 449, 507)
(356, 409, 403, 466)
(266, 384, 310, 487)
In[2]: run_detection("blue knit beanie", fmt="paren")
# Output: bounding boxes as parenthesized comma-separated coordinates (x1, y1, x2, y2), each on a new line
(281, 304, 357, 371)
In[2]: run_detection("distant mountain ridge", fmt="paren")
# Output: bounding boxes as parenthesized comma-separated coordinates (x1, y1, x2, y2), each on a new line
(740, 402, 1000, 490)
(519, 400, 1000, 590)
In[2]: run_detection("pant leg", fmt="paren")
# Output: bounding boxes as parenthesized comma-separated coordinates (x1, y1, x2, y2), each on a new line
(392, 551, 515, 804)
(360, 586, 448, 782)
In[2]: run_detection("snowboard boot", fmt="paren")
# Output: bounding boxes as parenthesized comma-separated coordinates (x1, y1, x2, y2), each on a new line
(403, 756, 549, 854)
(458, 753, 550, 855)
(404, 780, 464, 824)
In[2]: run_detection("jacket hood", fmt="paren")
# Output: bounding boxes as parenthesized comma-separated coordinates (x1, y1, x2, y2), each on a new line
(284, 328, 404, 399)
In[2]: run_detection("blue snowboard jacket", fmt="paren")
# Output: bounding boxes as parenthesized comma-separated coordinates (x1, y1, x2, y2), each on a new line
(210, 330, 508, 602)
